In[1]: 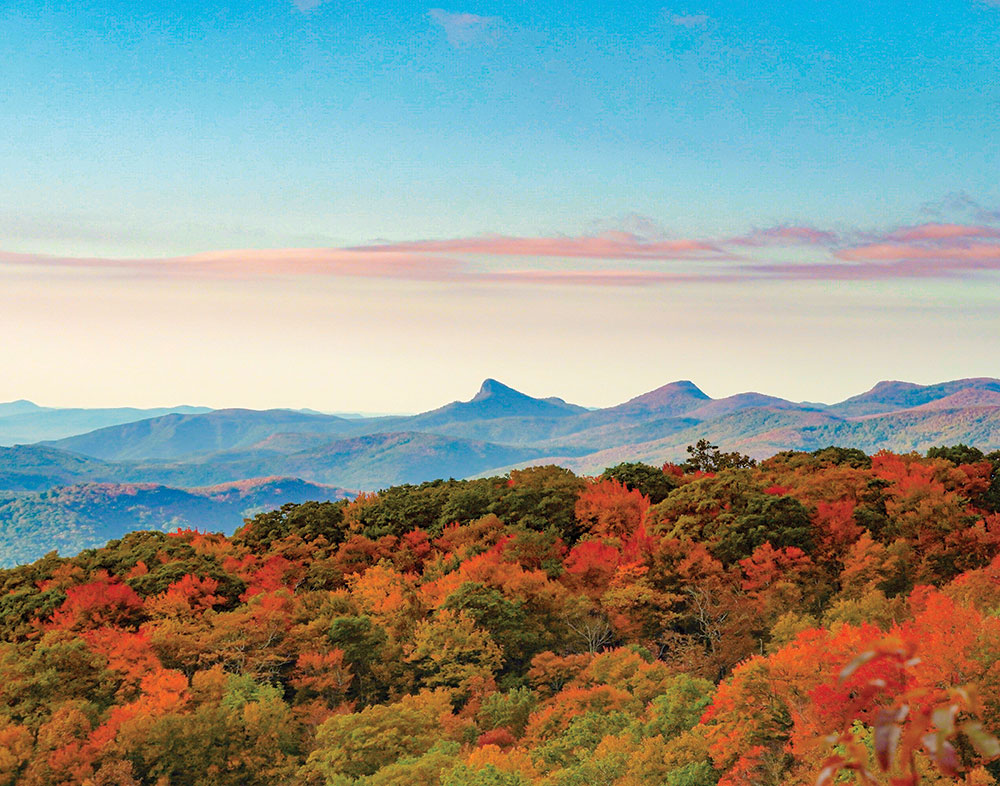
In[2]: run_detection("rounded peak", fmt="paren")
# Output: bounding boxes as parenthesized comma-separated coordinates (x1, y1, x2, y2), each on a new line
(0, 399, 42, 412)
(663, 380, 705, 393)
(867, 380, 922, 394)
(626, 380, 710, 406)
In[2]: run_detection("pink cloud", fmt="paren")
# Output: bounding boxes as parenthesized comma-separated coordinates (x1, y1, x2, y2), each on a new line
(838, 241, 1000, 263)
(353, 232, 727, 259)
(729, 225, 837, 246)
(0, 248, 465, 282)
(885, 223, 1000, 242)
(479, 269, 724, 287)
(6, 219, 1000, 289)
(751, 255, 1000, 281)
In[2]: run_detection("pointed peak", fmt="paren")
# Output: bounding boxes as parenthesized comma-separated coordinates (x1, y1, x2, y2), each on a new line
(472, 379, 523, 402)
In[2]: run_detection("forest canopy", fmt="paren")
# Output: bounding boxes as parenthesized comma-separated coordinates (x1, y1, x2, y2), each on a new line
(1, 445, 1000, 784)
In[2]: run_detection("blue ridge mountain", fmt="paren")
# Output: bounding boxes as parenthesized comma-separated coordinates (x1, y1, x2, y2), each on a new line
(0, 402, 212, 445)
(827, 378, 1000, 417)
(44, 408, 364, 461)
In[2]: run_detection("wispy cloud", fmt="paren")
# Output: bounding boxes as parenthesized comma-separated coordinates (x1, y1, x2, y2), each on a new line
(0, 248, 465, 282)
(352, 232, 727, 260)
(920, 192, 1000, 223)
(291, 0, 329, 12)
(6, 220, 1000, 288)
(428, 9, 502, 47)
(729, 225, 838, 247)
(666, 12, 710, 28)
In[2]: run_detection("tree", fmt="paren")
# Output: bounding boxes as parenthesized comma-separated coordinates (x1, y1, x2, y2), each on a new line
(302, 690, 457, 780)
(574, 478, 650, 541)
(405, 609, 503, 702)
(600, 462, 677, 504)
(682, 440, 756, 473)
(235, 500, 349, 552)
(493, 466, 586, 543)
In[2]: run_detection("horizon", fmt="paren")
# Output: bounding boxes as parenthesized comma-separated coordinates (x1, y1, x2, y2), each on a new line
(6, 373, 1000, 414)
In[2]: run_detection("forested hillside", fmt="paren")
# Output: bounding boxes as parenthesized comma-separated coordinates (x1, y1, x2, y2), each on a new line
(2, 445, 1000, 784)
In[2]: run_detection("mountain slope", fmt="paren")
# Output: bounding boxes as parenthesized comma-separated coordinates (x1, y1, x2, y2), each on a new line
(46, 408, 362, 461)
(829, 378, 1000, 417)
(0, 477, 353, 566)
(123, 431, 551, 490)
(0, 403, 211, 445)
(0, 445, 114, 491)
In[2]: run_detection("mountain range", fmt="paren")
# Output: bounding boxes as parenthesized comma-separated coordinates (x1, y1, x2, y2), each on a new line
(4, 375, 1000, 564)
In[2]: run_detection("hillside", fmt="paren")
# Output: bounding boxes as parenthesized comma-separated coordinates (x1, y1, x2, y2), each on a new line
(122, 431, 555, 490)
(828, 377, 1000, 417)
(45, 408, 363, 461)
(0, 477, 352, 566)
(0, 444, 115, 491)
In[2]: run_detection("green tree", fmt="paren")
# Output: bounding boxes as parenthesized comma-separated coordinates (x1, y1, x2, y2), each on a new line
(682, 440, 756, 473)
(302, 690, 455, 780)
(405, 609, 503, 701)
(600, 462, 677, 504)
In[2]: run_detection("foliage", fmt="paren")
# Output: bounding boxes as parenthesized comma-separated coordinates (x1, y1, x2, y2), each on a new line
(0, 449, 998, 784)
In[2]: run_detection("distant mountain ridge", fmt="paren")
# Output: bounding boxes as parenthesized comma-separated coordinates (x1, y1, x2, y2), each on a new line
(828, 378, 1000, 417)
(0, 402, 213, 445)
(5, 375, 1000, 564)
(47, 408, 361, 461)
(30, 377, 1000, 477)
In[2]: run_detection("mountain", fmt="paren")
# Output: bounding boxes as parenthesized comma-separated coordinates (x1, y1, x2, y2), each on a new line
(684, 392, 815, 420)
(401, 379, 586, 426)
(45, 408, 363, 461)
(0, 403, 212, 445)
(604, 380, 711, 417)
(828, 378, 1000, 417)
(0, 399, 43, 416)
(0, 477, 353, 567)
(9, 376, 1000, 562)
(122, 431, 553, 490)
(0, 445, 114, 491)
(14, 376, 1000, 497)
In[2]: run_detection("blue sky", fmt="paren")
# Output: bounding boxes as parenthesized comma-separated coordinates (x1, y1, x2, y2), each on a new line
(2, 1, 1000, 409)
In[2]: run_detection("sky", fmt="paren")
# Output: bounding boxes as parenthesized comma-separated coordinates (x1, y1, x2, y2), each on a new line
(2, 0, 1000, 411)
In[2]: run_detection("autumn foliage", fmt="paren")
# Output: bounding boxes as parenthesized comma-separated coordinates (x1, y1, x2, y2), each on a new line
(0, 450, 999, 784)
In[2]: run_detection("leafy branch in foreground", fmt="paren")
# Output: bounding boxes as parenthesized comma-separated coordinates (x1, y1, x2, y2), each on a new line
(818, 638, 1000, 786)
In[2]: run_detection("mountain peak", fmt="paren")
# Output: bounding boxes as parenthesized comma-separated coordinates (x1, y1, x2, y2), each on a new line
(0, 399, 42, 414)
(472, 378, 523, 402)
(625, 380, 710, 407)
(868, 380, 922, 395)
